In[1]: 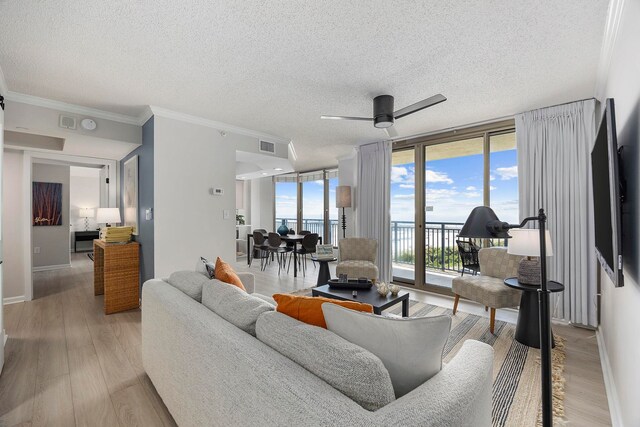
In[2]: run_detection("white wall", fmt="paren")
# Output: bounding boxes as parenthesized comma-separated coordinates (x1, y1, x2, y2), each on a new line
(249, 176, 274, 231)
(338, 153, 357, 239)
(69, 167, 100, 251)
(2, 150, 25, 301)
(32, 163, 70, 268)
(599, 1, 640, 426)
(153, 115, 236, 278)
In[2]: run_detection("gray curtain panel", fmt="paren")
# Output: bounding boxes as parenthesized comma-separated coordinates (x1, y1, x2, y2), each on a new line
(356, 141, 392, 283)
(515, 99, 597, 327)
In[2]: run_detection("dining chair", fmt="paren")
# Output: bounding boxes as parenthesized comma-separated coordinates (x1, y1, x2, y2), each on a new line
(267, 232, 292, 274)
(288, 233, 319, 276)
(250, 231, 269, 270)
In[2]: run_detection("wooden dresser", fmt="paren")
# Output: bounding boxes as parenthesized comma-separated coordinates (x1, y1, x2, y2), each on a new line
(93, 239, 140, 314)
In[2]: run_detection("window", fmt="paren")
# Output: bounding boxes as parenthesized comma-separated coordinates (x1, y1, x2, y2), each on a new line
(273, 169, 339, 245)
(391, 122, 517, 293)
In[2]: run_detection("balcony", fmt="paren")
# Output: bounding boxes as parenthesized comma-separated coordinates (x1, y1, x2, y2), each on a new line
(275, 218, 506, 289)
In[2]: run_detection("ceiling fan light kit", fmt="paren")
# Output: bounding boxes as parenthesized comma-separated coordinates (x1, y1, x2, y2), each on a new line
(321, 93, 447, 136)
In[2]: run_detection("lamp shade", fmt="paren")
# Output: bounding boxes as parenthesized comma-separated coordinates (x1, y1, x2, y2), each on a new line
(458, 206, 510, 238)
(79, 208, 95, 218)
(336, 186, 352, 208)
(507, 229, 553, 257)
(96, 208, 121, 224)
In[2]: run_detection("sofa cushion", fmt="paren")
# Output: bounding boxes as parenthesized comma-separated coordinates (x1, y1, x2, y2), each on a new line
(167, 270, 210, 302)
(252, 293, 276, 306)
(202, 280, 273, 336)
(256, 311, 395, 411)
(273, 293, 373, 328)
(214, 257, 246, 291)
(323, 303, 451, 398)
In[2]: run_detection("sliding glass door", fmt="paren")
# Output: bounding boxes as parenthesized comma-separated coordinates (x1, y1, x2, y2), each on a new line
(391, 122, 517, 293)
(273, 169, 339, 245)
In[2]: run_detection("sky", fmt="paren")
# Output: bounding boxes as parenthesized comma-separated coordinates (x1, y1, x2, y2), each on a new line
(274, 148, 519, 227)
(390, 149, 519, 224)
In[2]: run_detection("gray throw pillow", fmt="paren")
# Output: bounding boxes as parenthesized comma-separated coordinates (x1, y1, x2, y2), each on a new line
(167, 270, 211, 302)
(202, 280, 274, 336)
(256, 311, 395, 411)
(322, 303, 451, 398)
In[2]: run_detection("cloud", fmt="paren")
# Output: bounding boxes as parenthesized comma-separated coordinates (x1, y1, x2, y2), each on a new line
(391, 166, 414, 185)
(425, 169, 453, 184)
(393, 194, 415, 200)
(490, 186, 497, 191)
(466, 186, 477, 191)
(276, 195, 296, 200)
(490, 175, 496, 181)
(495, 166, 518, 180)
(463, 191, 481, 198)
(399, 184, 415, 189)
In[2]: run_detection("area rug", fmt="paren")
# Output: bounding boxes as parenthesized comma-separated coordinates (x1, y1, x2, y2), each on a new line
(292, 289, 567, 427)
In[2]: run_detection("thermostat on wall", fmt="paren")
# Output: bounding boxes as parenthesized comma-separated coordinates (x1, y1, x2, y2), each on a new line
(209, 187, 224, 196)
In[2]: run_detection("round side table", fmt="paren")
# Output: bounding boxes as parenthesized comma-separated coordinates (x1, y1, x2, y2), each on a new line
(504, 278, 565, 349)
(311, 256, 337, 286)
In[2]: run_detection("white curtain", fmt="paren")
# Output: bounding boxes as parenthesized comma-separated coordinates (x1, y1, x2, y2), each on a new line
(516, 99, 597, 327)
(356, 141, 392, 283)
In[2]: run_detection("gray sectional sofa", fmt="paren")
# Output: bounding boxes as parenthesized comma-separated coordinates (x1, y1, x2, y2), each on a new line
(142, 272, 493, 427)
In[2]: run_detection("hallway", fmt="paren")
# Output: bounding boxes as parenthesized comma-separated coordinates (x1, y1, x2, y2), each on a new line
(0, 253, 175, 426)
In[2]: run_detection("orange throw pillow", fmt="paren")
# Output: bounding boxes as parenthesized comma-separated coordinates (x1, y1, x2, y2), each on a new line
(214, 257, 246, 291)
(273, 294, 373, 328)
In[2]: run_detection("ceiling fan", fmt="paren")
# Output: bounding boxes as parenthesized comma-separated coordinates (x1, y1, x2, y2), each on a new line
(321, 93, 447, 138)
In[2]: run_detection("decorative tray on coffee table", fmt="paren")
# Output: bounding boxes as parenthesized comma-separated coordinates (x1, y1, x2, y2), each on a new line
(327, 279, 373, 290)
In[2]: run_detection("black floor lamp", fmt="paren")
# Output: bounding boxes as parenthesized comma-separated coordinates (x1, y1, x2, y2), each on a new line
(459, 206, 555, 427)
(336, 185, 351, 238)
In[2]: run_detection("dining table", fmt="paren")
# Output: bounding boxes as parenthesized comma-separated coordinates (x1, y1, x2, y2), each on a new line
(247, 232, 321, 278)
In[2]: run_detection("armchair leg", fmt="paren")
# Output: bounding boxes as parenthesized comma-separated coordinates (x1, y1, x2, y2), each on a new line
(453, 294, 460, 315)
(490, 308, 496, 334)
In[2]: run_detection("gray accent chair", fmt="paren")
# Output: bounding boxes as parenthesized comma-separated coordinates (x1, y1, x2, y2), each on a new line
(452, 247, 523, 333)
(336, 238, 379, 282)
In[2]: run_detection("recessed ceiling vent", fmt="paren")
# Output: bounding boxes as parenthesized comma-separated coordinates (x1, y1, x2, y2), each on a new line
(259, 140, 275, 154)
(59, 115, 77, 130)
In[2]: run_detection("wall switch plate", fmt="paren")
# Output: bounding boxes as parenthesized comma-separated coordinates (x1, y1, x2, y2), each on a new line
(145, 208, 153, 220)
(209, 187, 224, 196)
(223, 209, 231, 220)
(34, 246, 41, 254)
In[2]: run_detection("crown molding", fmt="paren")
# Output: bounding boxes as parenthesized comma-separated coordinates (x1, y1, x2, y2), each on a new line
(4, 91, 142, 125)
(148, 105, 291, 145)
(138, 106, 154, 126)
(0, 64, 8, 94)
(595, 0, 625, 101)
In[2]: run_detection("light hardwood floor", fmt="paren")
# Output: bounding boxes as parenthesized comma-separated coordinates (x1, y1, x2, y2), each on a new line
(1, 253, 611, 426)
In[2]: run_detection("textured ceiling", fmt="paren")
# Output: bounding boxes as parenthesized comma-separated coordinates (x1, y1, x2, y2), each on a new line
(0, 1, 608, 170)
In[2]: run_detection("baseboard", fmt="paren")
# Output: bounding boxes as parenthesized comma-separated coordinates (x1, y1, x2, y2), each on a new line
(32, 263, 71, 272)
(596, 328, 622, 427)
(3, 296, 25, 305)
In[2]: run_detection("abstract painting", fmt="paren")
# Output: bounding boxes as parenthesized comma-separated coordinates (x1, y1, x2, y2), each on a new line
(33, 182, 63, 226)
(124, 155, 138, 234)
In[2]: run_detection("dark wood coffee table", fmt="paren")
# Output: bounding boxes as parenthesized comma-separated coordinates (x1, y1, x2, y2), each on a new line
(312, 284, 410, 317)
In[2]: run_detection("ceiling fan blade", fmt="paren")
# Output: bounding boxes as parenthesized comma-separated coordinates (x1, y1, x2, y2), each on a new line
(320, 115, 373, 121)
(393, 94, 447, 120)
(384, 126, 399, 138)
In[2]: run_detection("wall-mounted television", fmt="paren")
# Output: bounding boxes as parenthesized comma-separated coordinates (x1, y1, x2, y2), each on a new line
(591, 98, 625, 287)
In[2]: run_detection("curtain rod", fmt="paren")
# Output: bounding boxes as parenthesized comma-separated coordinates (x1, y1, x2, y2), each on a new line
(519, 97, 597, 114)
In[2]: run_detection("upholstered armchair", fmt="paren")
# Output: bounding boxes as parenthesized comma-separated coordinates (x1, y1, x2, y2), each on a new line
(452, 247, 523, 333)
(336, 238, 379, 282)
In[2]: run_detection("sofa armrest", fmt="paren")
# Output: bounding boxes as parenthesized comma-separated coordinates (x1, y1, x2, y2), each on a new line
(236, 272, 255, 294)
(370, 340, 493, 427)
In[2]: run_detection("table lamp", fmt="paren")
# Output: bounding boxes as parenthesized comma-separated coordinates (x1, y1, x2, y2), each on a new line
(459, 206, 555, 427)
(508, 229, 553, 285)
(96, 208, 121, 227)
(79, 208, 95, 231)
(336, 186, 351, 238)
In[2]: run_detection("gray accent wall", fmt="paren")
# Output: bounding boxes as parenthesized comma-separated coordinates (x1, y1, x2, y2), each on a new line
(32, 163, 71, 268)
(120, 116, 154, 284)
